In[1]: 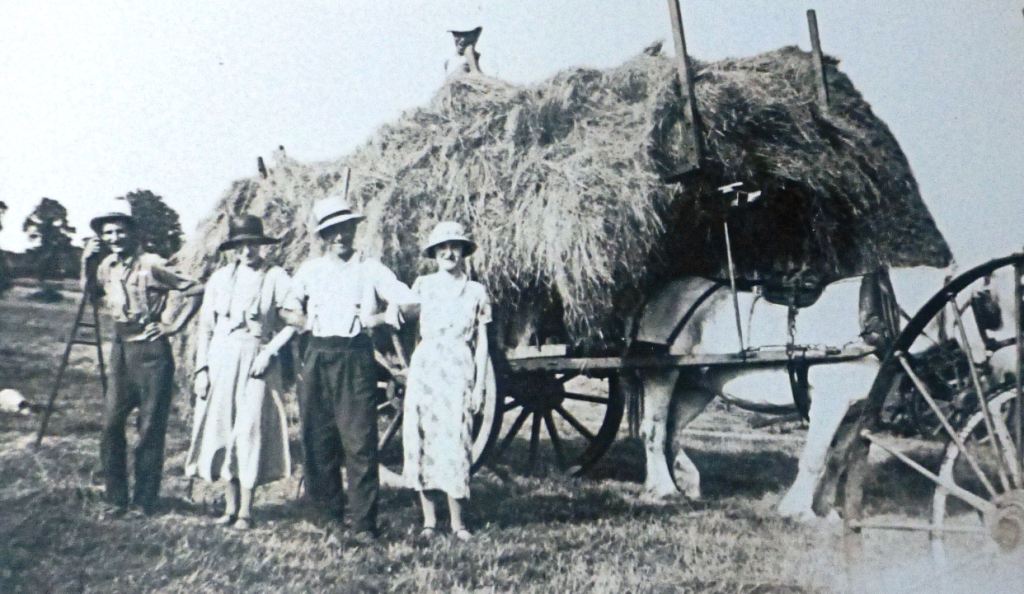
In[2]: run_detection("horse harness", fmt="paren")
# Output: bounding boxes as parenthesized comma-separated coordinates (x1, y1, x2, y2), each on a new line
(654, 279, 812, 418)
(656, 272, 897, 421)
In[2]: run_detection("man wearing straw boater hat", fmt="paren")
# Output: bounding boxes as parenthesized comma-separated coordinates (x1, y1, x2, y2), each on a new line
(81, 198, 202, 516)
(282, 192, 414, 543)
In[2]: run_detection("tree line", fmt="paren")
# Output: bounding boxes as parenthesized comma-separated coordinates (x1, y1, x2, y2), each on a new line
(0, 190, 183, 298)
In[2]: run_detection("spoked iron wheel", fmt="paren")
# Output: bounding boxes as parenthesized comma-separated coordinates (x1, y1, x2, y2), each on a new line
(843, 253, 1024, 560)
(487, 370, 625, 476)
(374, 331, 502, 486)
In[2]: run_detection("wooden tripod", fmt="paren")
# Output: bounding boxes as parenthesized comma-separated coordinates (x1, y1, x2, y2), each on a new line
(35, 281, 108, 445)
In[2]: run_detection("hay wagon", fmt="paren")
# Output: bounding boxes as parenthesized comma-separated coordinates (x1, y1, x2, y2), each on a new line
(175, 9, 1021, 556)
(371, 249, 1024, 558)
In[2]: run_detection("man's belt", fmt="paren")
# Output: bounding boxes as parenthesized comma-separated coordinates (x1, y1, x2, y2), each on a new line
(113, 320, 163, 342)
(308, 334, 372, 350)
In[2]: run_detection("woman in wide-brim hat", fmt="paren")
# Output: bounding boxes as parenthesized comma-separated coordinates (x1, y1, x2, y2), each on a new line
(186, 214, 296, 530)
(401, 220, 490, 541)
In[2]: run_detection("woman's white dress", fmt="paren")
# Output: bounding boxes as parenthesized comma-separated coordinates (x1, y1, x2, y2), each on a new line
(402, 272, 491, 499)
(185, 263, 291, 488)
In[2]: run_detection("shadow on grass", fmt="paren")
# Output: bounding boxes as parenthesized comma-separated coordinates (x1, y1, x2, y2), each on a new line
(493, 434, 800, 501)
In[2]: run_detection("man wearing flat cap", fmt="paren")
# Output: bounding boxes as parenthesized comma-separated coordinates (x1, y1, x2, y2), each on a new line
(81, 198, 202, 515)
(282, 194, 414, 542)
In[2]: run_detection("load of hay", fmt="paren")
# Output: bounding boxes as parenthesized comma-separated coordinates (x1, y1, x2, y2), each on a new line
(175, 45, 950, 357)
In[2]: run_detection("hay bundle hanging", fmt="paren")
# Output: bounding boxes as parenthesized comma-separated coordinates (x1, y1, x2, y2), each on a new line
(175, 45, 950, 360)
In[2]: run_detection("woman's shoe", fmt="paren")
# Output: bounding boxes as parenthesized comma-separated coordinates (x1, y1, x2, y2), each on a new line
(418, 526, 437, 540)
(213, 514, 237, 526)
(232, 517, 253, 531)
(453, 528, 472, 542)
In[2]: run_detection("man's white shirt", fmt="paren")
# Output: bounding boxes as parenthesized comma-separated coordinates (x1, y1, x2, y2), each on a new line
(284, 254, 415, 337)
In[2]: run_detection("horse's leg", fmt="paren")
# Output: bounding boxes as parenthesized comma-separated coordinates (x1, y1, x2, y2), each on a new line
(668, 382, 716, 499)
(640, 368, 681, 499)
(812, 402, 862, 517)
(778, 389, 853, 520)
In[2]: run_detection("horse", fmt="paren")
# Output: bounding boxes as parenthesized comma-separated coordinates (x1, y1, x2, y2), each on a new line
(634, 271, 899, 520)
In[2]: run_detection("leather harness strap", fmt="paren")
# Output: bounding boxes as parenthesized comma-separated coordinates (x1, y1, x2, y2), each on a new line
(787, 352, 812, 420)
(785, 299, 812, 420)
(663, 281, 724, 347)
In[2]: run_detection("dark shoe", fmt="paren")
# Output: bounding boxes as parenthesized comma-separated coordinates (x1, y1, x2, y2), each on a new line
(123, 506, 148, 520)
(97, 501, 127, 519)
(316, 507, 345, 529)
(103, 492, 129, 509)
(138, 505, 159, 517)
(132, 497, 160, 516)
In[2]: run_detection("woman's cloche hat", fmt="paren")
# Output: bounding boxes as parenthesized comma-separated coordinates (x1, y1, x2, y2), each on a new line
(89, 199, 135, 235)
(218, 214, 281, 251)
(313, 195, 365, 235)
(422, 221, 477, 257)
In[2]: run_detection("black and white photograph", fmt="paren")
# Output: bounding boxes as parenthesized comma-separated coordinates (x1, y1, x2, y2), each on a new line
(1, 1, 1023, 591)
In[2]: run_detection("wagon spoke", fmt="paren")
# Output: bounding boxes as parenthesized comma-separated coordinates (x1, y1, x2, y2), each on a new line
(991, 405, 1023, 489)
(495, 407, 531, 460)
(562, 392, 610, 405)
(558, 372, 581, 384)
(555, 405, 595, 442)
(390, 333, 409, 368)
(951, 302, 1016, 490)
(378, 410, 402, 450)
(543, 411, 567, 469)
(848, 519, 988, 534)
(861, 430, 995, 515)
(528, 412, 542, 470)
(897, 354, 999, 499)
(1013, 262, 1024, 476)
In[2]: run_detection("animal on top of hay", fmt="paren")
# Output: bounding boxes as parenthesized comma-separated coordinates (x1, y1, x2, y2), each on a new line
(174, 44, 950, 520)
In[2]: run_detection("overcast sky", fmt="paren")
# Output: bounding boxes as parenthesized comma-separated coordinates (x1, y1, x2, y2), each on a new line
(1, 0, 1021, 270)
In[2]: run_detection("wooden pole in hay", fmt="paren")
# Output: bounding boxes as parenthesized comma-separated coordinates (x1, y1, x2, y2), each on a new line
(806, 9, 830, 111)
(667, 0, 705, 167)
(341, 166, 352, 201)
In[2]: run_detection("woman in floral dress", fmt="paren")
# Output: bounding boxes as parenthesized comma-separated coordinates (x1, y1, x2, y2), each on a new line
(187, 215, 296, 530)
(402, 221, 490, 541)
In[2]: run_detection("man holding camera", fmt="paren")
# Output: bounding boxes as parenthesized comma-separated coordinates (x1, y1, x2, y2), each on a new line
(82, 199, 202, 515)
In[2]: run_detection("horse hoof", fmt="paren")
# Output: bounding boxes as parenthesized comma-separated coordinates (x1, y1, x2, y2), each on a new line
(640, 487, 679, 503)
(778, 507, 817, 523)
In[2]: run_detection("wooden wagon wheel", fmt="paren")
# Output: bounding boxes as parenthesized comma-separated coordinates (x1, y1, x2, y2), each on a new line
(374, 330, 502, 486)
(842, 253, 1024, 560)
(486, 367, 626, 476)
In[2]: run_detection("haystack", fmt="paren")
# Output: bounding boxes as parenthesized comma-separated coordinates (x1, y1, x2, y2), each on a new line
(175, 45, 950, 357)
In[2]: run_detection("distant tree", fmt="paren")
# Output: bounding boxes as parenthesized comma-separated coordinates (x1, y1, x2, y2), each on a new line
(120, 190, 183, 258)
(23, 198, 77, 300)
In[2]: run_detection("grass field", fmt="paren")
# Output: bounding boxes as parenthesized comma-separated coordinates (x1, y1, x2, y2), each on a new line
(1, 288, 1020, 593)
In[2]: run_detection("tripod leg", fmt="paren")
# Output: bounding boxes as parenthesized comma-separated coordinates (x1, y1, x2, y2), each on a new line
(92, 297, 108, 396)
(36, 293, 89, 445)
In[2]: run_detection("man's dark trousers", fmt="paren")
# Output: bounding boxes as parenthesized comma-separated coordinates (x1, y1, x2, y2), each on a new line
(101, 326, 174, 512)
(299, 334, 379, 534)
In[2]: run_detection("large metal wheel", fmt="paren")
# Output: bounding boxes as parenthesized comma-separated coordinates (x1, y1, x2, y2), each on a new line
(374, 331, 502, 486)
(843, 253, 1024, 560)
(486, 369, 626, 476)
